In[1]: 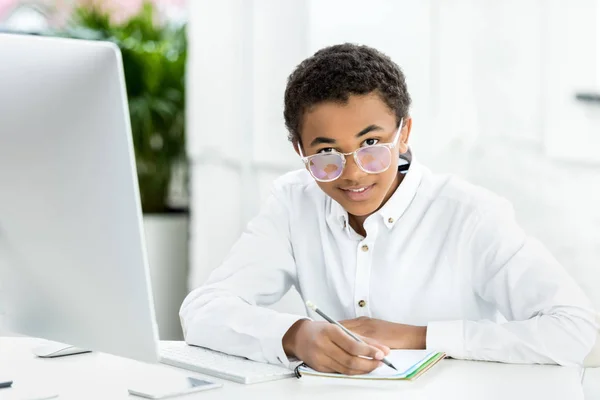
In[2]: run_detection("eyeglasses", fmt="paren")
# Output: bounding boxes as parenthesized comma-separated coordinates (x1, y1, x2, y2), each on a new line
(298, 118, 404, 182)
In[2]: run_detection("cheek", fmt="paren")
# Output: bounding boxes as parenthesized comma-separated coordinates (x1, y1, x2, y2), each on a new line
(316, 181, 337, 196)
(377, 162, 398, 187)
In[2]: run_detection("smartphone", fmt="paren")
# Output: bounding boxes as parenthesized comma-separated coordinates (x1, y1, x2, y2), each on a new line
(128, 376, 222, 399)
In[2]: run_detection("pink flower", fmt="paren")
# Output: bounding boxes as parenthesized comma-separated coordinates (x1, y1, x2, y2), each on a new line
(0, 0, 185, 26)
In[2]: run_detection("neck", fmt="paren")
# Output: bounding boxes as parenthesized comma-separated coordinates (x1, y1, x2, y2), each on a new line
(348, 214, 368, 237)
(348, 172, 404, 237)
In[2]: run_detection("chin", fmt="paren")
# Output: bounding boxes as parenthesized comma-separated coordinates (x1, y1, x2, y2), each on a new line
(343, 203, 378, 217)
(337, 196, 382, 217)
(320, 175, 396, 217)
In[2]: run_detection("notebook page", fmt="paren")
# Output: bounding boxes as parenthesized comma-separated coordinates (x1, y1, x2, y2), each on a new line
(299, 349, 437, 379)
(367, 350, 436, 378)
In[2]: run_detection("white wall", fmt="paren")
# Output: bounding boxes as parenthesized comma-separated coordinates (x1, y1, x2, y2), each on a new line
(543, 0, 600, 163)
(187, 0, 600, 313)
(431, 0, 600, 310)
(186, 0, 309, 314)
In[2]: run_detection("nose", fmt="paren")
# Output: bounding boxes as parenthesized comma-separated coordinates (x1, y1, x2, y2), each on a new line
(340, 153, 366, 182)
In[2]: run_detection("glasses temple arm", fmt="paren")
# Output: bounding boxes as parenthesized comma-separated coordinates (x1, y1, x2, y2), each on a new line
(296, 141, 307, 159)
(391, 117, 404, 145)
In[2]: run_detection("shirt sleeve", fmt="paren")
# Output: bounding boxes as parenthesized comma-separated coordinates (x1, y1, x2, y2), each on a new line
(179, 184, 307, 367)
(426, 199, 599, 366)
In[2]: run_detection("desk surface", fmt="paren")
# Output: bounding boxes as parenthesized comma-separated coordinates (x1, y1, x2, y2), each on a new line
(0, 337, 587, 400)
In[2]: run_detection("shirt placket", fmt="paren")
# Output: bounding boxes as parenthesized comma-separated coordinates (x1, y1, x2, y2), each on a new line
(354, 224, 377, 317)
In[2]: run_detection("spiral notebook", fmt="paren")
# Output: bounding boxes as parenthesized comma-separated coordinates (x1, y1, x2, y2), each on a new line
(296, 350, 445, 381)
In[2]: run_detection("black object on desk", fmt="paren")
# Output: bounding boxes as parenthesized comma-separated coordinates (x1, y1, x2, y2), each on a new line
(575, 92, 600, 104)
(0, 379, 13, 389)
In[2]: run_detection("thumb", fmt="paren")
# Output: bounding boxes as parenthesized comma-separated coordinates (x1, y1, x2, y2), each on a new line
(360, 336, 390, 356)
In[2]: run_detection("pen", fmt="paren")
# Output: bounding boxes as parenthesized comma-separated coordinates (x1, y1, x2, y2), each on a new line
(305, 300, 397, 371)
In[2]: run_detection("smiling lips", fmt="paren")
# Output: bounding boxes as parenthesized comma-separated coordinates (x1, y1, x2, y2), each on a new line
(339, 184, 375, 201)
(345, 187, 368, 192)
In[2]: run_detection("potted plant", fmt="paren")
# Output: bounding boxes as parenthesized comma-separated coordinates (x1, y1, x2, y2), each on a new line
(54, 1, 189, 339)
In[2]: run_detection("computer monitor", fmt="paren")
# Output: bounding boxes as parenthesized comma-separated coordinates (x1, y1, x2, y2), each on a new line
(0, 33, 160, 364)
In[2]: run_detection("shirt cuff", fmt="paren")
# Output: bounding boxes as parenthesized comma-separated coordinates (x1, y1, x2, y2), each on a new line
(262, 314, 309, 368)
(426, 320, 466, 359)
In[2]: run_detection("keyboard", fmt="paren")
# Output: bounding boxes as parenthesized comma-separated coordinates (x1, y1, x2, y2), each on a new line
(159, 342, 296, 384)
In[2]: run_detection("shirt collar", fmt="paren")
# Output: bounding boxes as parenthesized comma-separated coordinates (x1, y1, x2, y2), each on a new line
(327, 148, 423, 232)
(377, 152, 422, 230)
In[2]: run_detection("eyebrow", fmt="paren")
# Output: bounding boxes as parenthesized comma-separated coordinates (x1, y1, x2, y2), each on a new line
(309, 124, 385, 147)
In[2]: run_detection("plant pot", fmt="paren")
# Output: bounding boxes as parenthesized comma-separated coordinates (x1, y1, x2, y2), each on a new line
(143, 213, 189, 340)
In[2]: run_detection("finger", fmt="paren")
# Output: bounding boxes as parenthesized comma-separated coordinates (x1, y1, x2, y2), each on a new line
(306, 353, 338, 374)
(327, 326, 384, 360)
(327, 342, 381, 375)
(360, 335, 391, 355)
(327, 355, 373, 376)
(308, 362, 337, 373)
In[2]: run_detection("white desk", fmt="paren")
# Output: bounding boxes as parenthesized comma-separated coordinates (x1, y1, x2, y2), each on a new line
(0, 337, 587, 400)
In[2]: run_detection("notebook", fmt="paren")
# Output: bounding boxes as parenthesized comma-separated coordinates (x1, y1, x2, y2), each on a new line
(296, 350, 445, 381)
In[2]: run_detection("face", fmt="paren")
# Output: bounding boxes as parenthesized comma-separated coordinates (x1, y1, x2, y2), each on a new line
(295, 92, 411, 218)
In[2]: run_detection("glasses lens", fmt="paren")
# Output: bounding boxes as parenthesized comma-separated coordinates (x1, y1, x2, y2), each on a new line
(356, 146, 392, 173)
(308, 154, 344, 181)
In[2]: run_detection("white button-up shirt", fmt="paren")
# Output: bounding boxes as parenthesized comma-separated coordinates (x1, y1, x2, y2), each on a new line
(180, 159, 599, 367)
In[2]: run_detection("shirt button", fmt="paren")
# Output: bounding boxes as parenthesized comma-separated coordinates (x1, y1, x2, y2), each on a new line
(388, 217, 394, 223)
(361, 244, 369, 252)
(358, 300, 366, 307)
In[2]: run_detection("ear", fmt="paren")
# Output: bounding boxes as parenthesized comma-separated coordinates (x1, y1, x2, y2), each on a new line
(398, 117, 412, 154)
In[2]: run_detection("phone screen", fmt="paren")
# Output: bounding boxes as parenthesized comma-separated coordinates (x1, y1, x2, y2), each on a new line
(128, 376, 222, 399)
(185, 377, 215, 388)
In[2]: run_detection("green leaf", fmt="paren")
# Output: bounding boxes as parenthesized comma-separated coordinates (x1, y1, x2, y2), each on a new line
(48, 0, 187, 213)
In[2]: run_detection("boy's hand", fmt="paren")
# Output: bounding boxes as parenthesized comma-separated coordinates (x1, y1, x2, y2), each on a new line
(282, 320, 390, 375)
(340, 317, 427, 349)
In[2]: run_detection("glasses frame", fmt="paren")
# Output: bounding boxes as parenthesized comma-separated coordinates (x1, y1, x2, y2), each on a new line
(298, 118, 404, 183)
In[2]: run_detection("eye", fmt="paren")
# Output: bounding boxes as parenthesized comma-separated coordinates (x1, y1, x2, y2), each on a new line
(362, 138, 379, 147)
(317, 147, 335, 154)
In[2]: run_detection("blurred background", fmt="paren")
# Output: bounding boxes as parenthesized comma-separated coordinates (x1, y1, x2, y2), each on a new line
(1, 0, 599, 354)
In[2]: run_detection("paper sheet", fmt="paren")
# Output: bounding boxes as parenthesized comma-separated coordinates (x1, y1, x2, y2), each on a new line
(299, 350, 444, 380)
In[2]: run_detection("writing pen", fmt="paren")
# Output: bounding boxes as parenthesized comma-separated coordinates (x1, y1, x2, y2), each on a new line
(305, 300, 397, 371)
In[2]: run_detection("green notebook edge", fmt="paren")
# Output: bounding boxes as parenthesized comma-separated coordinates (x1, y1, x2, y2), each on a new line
(404, 352, 446, 379)
(298, 351, 446, 381)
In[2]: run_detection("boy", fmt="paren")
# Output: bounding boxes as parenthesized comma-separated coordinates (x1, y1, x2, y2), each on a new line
(180, 44, 598, 375)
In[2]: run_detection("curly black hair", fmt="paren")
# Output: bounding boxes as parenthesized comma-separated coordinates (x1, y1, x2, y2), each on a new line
(284, 43, 411, 144)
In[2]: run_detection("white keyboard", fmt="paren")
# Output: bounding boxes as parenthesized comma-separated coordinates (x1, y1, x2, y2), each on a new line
(159, 342, 295, 384)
